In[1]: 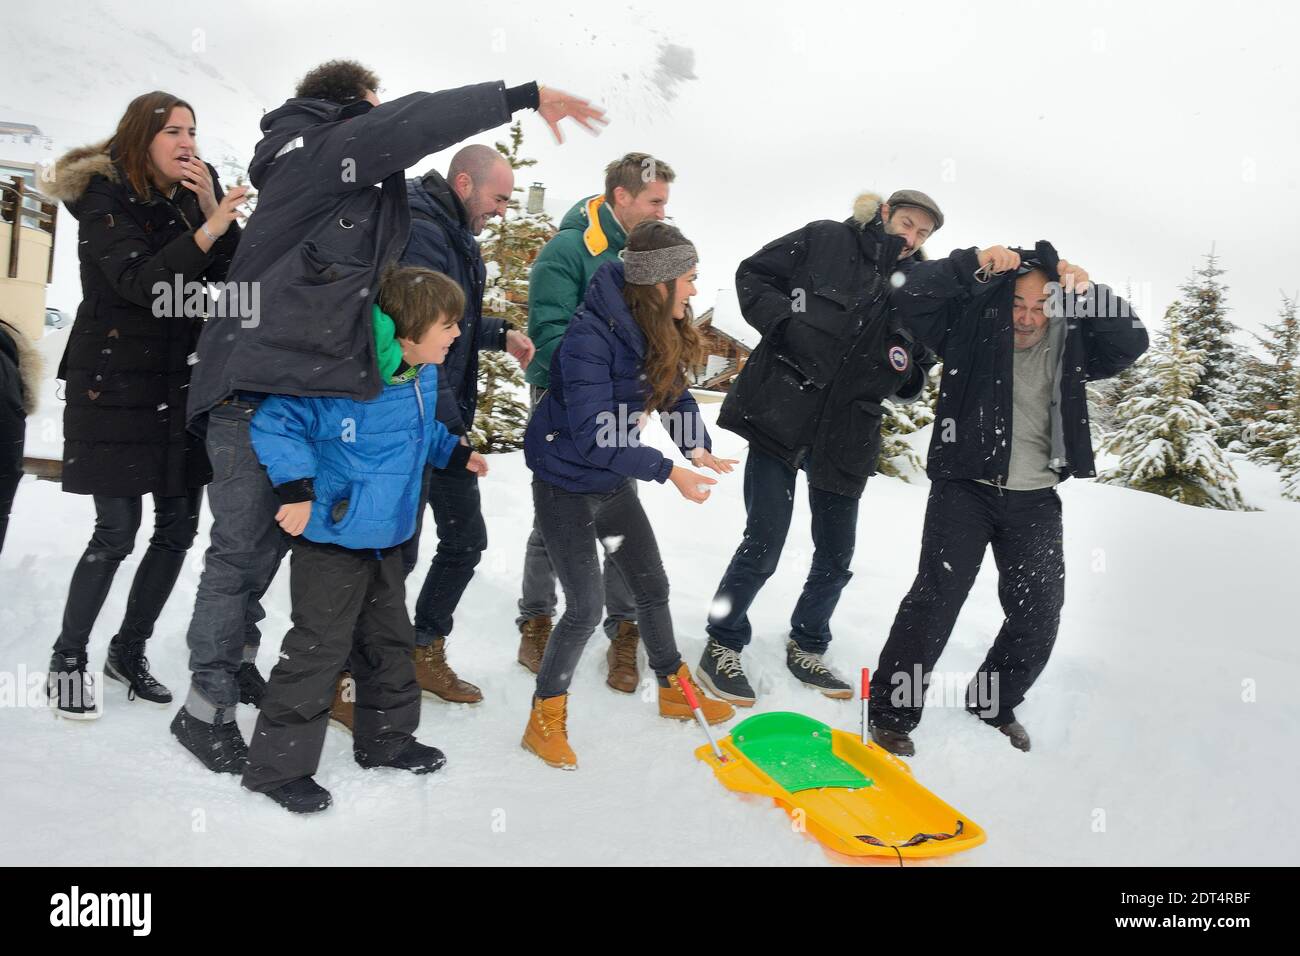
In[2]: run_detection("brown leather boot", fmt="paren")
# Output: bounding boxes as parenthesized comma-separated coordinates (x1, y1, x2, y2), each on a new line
(606, 621, 641, 693)
(329, 673, 354, 734)
(659, 664, 734, 725)
(521, 694, 577, 770)
(413, 638, 483, 703)
(517, 615, 552, 674)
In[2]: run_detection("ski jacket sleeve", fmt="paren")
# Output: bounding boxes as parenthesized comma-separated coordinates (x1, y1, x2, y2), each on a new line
(734, 225, 810, 345)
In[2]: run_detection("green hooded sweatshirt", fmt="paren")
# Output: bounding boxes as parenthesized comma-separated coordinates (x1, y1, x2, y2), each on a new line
(372, 304, 419, 385)
(525, 194, 627, 389)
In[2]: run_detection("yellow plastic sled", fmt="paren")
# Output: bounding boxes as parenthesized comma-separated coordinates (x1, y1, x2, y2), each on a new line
(695, 712, 986, 860)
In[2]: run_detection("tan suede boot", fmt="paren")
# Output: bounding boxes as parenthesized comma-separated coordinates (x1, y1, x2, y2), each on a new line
(659, 664, 734, 725)
(329, 673, 354, 734)
(413, 638, 482, 703)
(517, 615, 552, 674)
(605, 621, 641, 693)
(521, 694, 577, 770)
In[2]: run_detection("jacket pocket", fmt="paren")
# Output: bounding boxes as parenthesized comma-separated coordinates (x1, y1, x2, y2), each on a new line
(738, 347, 824, 450)
(262, 241, 373, 358)
(318, 479, 363, 536)
(830, 399, 885, 477)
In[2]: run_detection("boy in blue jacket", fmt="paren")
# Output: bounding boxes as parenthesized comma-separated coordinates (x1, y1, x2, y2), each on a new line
(241, 266, 488, 813)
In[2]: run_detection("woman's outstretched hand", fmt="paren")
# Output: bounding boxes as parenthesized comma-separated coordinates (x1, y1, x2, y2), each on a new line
(691, 447, 738, 475)
(670, 465, 716, 503)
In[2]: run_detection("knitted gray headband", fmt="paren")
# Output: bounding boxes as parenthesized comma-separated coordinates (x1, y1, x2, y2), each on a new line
(622, 242, 698, 285)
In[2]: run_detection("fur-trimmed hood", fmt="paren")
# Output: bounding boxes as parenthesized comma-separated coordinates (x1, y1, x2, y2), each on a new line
(43, 140, 118, 212)
(851, 191, 883, 227)
(0, 319, 43, 415)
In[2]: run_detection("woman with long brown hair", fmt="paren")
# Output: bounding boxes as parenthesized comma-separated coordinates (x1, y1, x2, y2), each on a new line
(520, 220, 738, 769)
(44, 91, 247, 718)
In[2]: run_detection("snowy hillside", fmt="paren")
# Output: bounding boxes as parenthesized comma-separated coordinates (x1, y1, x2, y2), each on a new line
(2, 403, 1296, 866)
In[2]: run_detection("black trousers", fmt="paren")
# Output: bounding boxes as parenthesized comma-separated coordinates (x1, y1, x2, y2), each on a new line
(871, 479, 1065, 733)
(0, 414, 22, 555)
(242, 538, 421, 792)
(0, 470, 19, 555)
(53, 491, 203, 656)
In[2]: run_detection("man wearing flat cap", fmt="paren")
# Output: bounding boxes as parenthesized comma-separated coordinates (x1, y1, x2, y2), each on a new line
(699, 189, 943, 705)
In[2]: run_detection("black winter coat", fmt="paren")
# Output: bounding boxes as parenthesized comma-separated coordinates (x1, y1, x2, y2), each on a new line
(47, 143, 240, 497)
(403, 171, 507, 435)
(187, 83, 528, 422)
(894, 241, 1149, 484)
(717, 204, 932, 498)
(0, 319, 38, 480)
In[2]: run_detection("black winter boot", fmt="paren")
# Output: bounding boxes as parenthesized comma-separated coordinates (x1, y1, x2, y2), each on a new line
(237, 661, 266, 706)
(105, 637, 172, 703)
(255, 776, 332, 814)
(47, 652, 101, 720)
(355, 738, 446, 775)
(170, 705, 248, 773)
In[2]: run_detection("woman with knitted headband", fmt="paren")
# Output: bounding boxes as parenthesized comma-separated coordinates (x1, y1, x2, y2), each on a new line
(520, 220, 738, 769)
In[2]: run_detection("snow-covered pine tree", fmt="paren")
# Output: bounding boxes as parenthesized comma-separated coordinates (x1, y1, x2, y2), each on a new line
(876, 362, 940, 479)
(1244, 293, 1300, 468)
(1176, 248, 1243, 446)
(474, 121, 555, 452)
(1278, 408, 1300, 501)
(1098, 311, 1245, 510)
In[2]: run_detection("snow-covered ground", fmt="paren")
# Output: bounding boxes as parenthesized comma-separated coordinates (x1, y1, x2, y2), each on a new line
(2, 395, 1297, 866)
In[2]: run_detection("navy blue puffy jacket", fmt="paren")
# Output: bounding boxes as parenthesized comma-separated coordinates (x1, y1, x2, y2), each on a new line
(524, 261, 711, 493)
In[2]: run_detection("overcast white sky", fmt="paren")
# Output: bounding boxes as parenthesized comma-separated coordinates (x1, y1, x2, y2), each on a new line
(8, 0, 1299, 343)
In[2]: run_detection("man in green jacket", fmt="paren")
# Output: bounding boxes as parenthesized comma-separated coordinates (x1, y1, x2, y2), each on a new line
(516, 152, 675, 693)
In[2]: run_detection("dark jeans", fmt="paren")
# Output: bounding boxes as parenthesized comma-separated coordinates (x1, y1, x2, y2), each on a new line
(184, 400, 289, 719)
(532, 478, 682, 699)
(0, 470, 19, 556)
(871, 479, 1065, 733)
(53, 489, 203, 655)
(706, 446, 859, 655)
(406, 463, 487, 646)
(517, 385, 634, 640)
(242, 539, 421, 792)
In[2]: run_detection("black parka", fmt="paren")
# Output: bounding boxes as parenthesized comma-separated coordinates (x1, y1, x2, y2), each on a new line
(47, 143, 240, 497)
(717, 203, 932, 498)
(187, 83, 528, 423)
(893, 241, 1149, 484)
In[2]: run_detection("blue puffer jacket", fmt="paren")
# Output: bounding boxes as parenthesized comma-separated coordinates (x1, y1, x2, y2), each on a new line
(251, 364, 465, 550)
(524, 261, 711, 493)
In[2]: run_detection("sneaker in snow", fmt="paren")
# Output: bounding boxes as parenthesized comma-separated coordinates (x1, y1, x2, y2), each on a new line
(695, 639, 756, 706)
(47, 653, 101, 720)
(785, 640, 852, 699)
